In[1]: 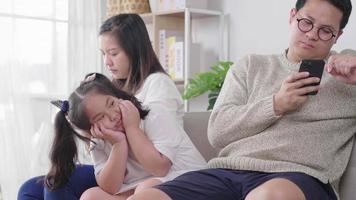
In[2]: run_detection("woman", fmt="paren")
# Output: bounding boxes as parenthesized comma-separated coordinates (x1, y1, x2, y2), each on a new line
(18, 14, 199, 200)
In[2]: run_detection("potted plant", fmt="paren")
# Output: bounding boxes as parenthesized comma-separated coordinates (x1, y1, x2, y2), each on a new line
(183, 61, 233, 110)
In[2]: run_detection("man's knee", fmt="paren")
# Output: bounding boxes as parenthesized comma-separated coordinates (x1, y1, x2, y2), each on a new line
(245, 178, 305, 200)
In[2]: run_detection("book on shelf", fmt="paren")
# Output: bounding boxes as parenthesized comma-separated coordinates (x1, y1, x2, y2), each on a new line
(173, 41, 184, 80)
(158, 29, 184, 80)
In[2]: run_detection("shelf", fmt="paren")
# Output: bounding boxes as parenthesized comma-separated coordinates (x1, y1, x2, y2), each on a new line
(140, 8, 225, 111)
(174, 79, 184, 85)
(141, 8, 222, 19)
(140, 13, 153, 24)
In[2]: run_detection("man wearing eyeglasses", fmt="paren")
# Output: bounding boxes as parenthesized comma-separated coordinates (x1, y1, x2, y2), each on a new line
(129, 1, 356, 200)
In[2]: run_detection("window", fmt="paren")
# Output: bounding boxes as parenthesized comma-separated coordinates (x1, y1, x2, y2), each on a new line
(0, 1, 69, 199)
(0, 0, 69, 96)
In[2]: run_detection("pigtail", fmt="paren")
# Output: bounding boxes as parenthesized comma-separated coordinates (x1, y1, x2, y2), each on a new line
(45, 111, 78, 190)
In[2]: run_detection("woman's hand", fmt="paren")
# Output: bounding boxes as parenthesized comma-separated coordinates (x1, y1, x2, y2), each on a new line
(274, 72, 320, 115)
(326, 54, 356, 85)
(90, 123, 127, 145)
(119, 100, 141, 133)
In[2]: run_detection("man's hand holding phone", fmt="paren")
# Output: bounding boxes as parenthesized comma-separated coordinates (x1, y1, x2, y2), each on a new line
(274, 60, 323, 116)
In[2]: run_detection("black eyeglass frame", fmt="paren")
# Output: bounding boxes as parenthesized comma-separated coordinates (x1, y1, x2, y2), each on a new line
(296, 18, 336, 41)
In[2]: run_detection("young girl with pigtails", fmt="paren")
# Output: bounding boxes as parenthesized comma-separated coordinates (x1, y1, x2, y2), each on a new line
(46, 73, 206, 200)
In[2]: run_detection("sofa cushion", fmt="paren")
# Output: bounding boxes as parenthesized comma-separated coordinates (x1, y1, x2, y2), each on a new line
(183, 111, 218, 161)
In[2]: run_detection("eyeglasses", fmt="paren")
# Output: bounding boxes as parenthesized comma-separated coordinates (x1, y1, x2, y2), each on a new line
(296, 18, 336, 41)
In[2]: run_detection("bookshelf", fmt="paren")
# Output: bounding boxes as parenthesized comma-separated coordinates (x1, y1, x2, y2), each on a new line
(141, 8, 226, 111)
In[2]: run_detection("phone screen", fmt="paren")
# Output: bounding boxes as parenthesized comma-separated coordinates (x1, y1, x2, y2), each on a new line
(298, 59, 325, 95)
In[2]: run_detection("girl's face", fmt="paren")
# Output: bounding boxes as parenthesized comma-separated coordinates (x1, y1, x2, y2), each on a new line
(99, 33, 131, 80)
(83, 92, 124, 132)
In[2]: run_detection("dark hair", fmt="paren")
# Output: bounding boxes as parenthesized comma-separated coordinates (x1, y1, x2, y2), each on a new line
(100, 13, 166, 94)
(45, 73, 149, 190)
(295, 0, 352, 30)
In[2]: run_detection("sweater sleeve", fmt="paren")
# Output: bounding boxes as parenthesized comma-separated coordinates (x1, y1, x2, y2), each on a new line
(208, 55, 280, 148)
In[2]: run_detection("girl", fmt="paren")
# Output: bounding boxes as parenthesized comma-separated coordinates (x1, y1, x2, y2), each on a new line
(47, 73, 206, 200)
(18, 13, 194, 200)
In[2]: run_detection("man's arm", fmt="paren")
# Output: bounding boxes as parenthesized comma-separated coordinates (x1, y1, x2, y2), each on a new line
(208, 58, 280, 149)
(208, 55, 322, 149)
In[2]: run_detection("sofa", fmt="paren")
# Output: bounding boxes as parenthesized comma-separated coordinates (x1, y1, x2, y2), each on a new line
(183, 111, 356, 200)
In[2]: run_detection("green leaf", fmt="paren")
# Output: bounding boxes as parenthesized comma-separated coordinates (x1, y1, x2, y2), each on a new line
(182, 61, 234, 110)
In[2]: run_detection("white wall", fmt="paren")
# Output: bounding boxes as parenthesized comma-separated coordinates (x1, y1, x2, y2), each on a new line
(208, 0, 356, 63)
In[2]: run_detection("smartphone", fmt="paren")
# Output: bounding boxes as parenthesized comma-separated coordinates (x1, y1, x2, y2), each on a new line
(298, 59, 325, 95)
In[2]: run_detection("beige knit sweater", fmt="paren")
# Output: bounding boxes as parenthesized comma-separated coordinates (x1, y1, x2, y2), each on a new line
(207, 50, 356, 196)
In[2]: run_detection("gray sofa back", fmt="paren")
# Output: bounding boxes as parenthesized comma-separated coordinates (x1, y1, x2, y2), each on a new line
(183, 111, 217, 161)
(183, 111, 355, 200)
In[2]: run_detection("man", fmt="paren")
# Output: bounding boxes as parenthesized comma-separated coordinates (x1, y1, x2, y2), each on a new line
(129, 0, 356, 199)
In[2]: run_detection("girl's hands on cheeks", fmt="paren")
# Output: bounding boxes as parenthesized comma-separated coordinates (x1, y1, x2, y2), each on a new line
(119, 100, 141, 133)
(90, 123, 127, 145)
(326, 54, 356, 85)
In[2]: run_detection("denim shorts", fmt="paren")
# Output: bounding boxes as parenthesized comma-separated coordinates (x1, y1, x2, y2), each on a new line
(155, 168, 337, 200)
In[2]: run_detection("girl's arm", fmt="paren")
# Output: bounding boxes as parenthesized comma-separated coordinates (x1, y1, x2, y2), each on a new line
(119, 100, 172, 177)
(91, 125, 129, 195)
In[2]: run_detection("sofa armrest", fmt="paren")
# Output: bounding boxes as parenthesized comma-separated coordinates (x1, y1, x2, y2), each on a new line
(339, 137, 356, 200)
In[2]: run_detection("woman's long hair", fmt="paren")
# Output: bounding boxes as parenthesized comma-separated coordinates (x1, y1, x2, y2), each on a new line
(45, 73, 149, 190)
(100, 13, 166, 94)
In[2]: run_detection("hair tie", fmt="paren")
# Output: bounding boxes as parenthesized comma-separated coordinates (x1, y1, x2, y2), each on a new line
(61, 101, 69, 113)
(51, 100, 69, 113)
(81, 73, 96, 85)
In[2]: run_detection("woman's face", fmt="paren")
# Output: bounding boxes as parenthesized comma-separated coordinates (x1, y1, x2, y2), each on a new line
(99, 33, 131, 80)
(83, 92, 124, 132)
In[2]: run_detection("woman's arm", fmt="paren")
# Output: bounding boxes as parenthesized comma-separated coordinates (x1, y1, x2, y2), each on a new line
(119, 100, 172, 177)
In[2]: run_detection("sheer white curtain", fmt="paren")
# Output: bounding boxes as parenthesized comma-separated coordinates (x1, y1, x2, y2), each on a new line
(68, 0, 103, 91)
(0, 0, 102, 199)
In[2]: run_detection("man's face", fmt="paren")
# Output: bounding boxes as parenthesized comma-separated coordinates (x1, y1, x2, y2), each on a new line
(288, 0, 343, 62)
